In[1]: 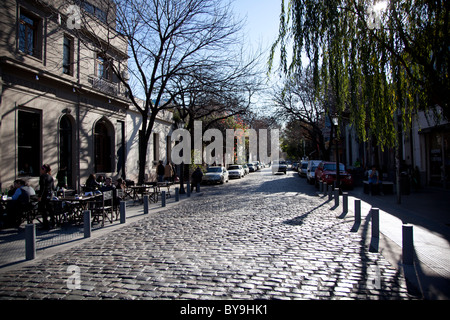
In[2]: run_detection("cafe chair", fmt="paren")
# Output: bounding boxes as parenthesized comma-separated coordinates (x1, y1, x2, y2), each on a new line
(91, 190, 114, 227)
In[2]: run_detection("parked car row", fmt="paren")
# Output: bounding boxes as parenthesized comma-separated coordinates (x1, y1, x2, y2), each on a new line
(298, 160, 354, 189)
(201, 162, 265, 185)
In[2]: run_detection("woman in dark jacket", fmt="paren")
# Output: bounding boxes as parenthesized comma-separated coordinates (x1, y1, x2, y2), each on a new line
(38, 164, 55, 229)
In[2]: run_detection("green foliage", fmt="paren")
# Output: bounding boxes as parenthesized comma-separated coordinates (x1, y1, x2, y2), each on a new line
(270, 0, 449, 149)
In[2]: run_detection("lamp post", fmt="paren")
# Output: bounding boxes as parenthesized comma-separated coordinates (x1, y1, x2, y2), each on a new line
(332, 116, 340, 190)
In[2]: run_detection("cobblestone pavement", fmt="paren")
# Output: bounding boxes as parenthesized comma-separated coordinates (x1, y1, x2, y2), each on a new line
(0, 169, 414, 300)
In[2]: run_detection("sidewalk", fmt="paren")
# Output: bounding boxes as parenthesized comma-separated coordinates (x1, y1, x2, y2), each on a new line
(0, 189, 198, 269)
(344, 185, 450, 300)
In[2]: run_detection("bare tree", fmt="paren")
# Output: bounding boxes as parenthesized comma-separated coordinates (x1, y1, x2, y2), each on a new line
(272, 71, 330, 160)
(76, 0, 244, 184)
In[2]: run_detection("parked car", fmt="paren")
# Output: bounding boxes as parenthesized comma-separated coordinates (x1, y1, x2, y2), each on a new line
(306, 160, 322, 184)
(227, 165, 245, 179)
(315, 161, 353, 189)
(202, 166, 229, 184)
(242, 164, 250, 175)
(272, 160, 287, 174)
(247, 163, 256, 172)
(298, 161, 308, 177)
(292, 162, 299, 171)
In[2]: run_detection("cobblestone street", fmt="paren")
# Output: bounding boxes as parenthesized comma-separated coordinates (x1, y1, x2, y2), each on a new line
(0, 169, 413, 301)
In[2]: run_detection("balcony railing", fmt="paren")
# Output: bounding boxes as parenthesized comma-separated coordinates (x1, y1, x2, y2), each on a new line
(88, 75, 126, 99)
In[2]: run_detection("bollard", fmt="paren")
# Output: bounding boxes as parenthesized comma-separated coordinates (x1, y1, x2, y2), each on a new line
(120, 201, 126, 223)
(187, 183, 191, 197)
(342, 192, 348, 214)
(25, 224, 36, 260)
(402, 224, 414, 265)
(84, 210, 91, 238)
(319, 181, 323, 193)
(161, 191, 166, 207)
(175, 187, 179, 202)
(371, 208, 380, 238)
(143, 195, 149, 214)
(334, 188, 340, 207)
(369, 208, 380, 252)
(328, 184, 333, 201)
(351, 199, 361, 232)
(355, 200, 361, 224)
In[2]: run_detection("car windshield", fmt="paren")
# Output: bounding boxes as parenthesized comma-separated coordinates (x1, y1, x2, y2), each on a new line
(247, 164, 254, 166)
(323, 163, 345, 171)
(228, 166, 240, 170)
(207, 167, 222, 172)
(301, 163, 308, 168)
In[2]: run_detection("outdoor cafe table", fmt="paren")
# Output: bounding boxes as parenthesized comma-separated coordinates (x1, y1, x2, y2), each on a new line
(51, 194, 102, 224)
(129, 185, 159, 203)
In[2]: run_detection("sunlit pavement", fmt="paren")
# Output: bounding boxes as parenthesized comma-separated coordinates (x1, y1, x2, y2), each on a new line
(0, 168, 414, 300)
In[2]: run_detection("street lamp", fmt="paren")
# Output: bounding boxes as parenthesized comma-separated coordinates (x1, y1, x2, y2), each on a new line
(332, 116, 340, 190)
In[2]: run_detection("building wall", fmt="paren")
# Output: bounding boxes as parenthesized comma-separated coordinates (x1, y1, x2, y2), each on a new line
(0, 0, 147, 192)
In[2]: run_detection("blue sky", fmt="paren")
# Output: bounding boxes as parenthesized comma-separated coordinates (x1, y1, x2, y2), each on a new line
(231, 0, 282, 53)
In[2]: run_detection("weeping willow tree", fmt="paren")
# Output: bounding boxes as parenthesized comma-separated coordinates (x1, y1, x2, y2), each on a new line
(270, 0, 449, 149)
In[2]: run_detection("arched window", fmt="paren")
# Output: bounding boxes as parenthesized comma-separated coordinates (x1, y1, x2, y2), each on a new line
(94, 119, 113, 173)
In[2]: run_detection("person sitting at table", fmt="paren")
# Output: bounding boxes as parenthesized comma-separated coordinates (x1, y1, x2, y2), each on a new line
(368, 165, 380, 195)
(115, 178, 126, 190)
(85, 174, 101, 192)
(100, 177, 116, 192)
(6, 179, 31, 228)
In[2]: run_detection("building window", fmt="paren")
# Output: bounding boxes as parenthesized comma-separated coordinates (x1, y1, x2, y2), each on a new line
(63, 36, 73, 75)
(18, 110, 41, 177)
(94, 119, 113, 173)
(19, 11, 39, 57)
(96, 54, 111, 80)
(79, 1, 107, 24)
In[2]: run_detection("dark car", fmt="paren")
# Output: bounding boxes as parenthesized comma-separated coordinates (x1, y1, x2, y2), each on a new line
(315, 162, 353, 189)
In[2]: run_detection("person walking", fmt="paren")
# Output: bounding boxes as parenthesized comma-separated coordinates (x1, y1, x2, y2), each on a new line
(38, 164, 55, 230)
(164, 162, 174, 182)
(191, 167, 203, 192)
(157, 161, 165, 182)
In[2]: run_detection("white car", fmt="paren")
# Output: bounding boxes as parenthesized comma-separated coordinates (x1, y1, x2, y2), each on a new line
(227, 165, 245, 179)
(202, 166, 229, 184)
(306, 160, 322, 184)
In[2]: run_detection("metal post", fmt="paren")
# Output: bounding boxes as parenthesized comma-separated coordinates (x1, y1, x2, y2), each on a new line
(369, 208, 380, 252)
(328, 184, 333, 201)
(187, 182, 191, 197)
(175, 187, 179, 202)
(83, 210, 91, 238)
(343, 192, 348, 214)
(402, 224, 414, 265)
(334, 188, 340, 207)
(161, 191, 166, 207)
(25, 224, 35, 260)
(319, 181, 323, 193)
(355, 200, 361, 224)
(371, 208, 379, 238)
(120, 201, 126, 223)
(143, 195, 149, 214)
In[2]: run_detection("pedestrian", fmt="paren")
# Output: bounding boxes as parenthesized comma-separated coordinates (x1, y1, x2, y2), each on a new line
(191, 167, 203, 192)
(38, 164, 55, 230)
(157, 160, 165, 182)
(164, 162, 173, 182)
